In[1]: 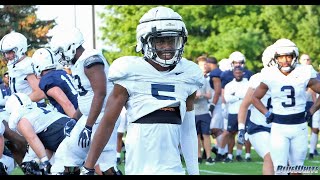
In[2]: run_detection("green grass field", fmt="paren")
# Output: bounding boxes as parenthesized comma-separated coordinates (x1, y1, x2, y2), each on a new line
(11, 145, 320, 175)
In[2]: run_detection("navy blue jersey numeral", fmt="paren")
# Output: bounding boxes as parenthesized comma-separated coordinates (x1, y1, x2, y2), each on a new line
(74, 75, 88, 96)
(40, 107, 51, 114)
(151, 84, 175, 100)
(281, 86, 295, 107)
(266, 97, 273, 110)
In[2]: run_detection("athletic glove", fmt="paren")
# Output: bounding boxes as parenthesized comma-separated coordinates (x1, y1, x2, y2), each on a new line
(40, 160, 51, 175)
(80, 166, 95, 175)
(305, 110, 313, 124)
(237, 129, 245, 145)
(265, 111, 274, 124)
(64, 119, 77, 137)
(78, 125, 92, 148)
(208, 103, 215, 117)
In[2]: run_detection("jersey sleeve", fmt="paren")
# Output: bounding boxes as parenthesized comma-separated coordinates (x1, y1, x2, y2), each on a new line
(209, 68, 222, 78)
(248, 73, 261, 89)
(179, 59, 204, 95)
(108, 56, 139, 94)
(39, 75, 59, 93)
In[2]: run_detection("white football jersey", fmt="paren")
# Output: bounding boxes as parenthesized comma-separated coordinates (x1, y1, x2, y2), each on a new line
(261, 64, 317, 115)
(7, 57, 34, 95)
(71, 49, 113, 116)
(108, 56, 204, 123)
(224, 78, 249, 114)
(248, 72, 271, 127)
(8, 106, 67, 135)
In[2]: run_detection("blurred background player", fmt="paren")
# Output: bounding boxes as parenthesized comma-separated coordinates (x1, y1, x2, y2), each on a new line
(237, 44, 276, 174)
(0, 72, 11, 110)
(299, 53, 319, 159)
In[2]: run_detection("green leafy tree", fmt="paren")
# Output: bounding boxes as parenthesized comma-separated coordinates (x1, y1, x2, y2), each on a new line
(99, 5, 320, 73)
(0, 5, 55, 76)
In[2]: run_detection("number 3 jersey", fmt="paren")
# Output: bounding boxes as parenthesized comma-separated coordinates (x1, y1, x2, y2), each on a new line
(108, 56, 204, 123)
(260, 64, 317, 115)
(70, 49, 113, 116)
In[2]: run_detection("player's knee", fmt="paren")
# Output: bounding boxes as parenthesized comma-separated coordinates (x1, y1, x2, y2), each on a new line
(102, 166, 123, 175)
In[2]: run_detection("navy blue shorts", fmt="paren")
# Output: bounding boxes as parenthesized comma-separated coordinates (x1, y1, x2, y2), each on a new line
(195, 113, 211, 135)
(37, 117, 70, 152)
(227, 113, 238, 132)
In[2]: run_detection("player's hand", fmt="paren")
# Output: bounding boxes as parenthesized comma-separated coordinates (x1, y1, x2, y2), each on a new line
(64, 119, 77, 137)
(78, 125, 92, 148)
(80, 166, 95, 175)
(265, 111, 274, 124)
(305, 111, 313, 124)
(208, 103, 215, 116)
(237, 129, 245, 145)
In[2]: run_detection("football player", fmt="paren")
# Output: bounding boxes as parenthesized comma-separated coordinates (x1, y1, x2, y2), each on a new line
(252, 38, 320, 175)
(237, 44, 276, 174)
(49, 27, 121, 175)
(81, 6, 203, 175)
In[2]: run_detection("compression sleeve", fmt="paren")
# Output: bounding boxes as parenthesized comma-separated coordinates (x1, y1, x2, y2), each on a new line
(180, 110, 199, 175)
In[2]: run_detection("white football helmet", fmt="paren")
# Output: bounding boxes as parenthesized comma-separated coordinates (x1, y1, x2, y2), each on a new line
(5, 93, 34, 114)
(273, 38, 299, 72)
(218, 58, 232, 71)
(229, 51, 245, 68)
(136, 6, 188, 67)
(32, 48, 61, 77)
(50, 27, 84, 66)
(262, 45, 276, 68)
(0, 32, 28, 65)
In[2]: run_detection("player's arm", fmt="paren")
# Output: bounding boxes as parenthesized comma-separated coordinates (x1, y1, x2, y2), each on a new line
(180, 91, 199, 175)
(238, 87, 254, 125)
(46, 86, 77, 117)
(252, 82, 268, 116)
(72, 108, 82, 120)
(84, 63, 106, 127)
(237, 87, 254, 144)
(17, 118, 47, 159)
(307, 78, 320, 114)
(26, 74, 46, 102)
(83, 84, 128, 170)
(211, 77, 221, 105)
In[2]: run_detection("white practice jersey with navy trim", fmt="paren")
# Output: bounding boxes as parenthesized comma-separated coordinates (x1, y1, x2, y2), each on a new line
(8, 106, 67, 135)
(7, 57, 34, 95)
(71, 49, 113, 116)
(248, 72, 271, 127)
(261, 64, 317, 115)
(108, 56, 204, 123)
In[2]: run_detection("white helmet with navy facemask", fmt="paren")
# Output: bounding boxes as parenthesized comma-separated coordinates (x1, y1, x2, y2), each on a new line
(32, 48, 61, 77)
(273, 38, 299, 73)
(229, 51, 246, 69)
(262, 44, 276, 68)
(136, 6, 188, 67)
(0, 32, 28, 66)
(50, 27, 84, 66)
